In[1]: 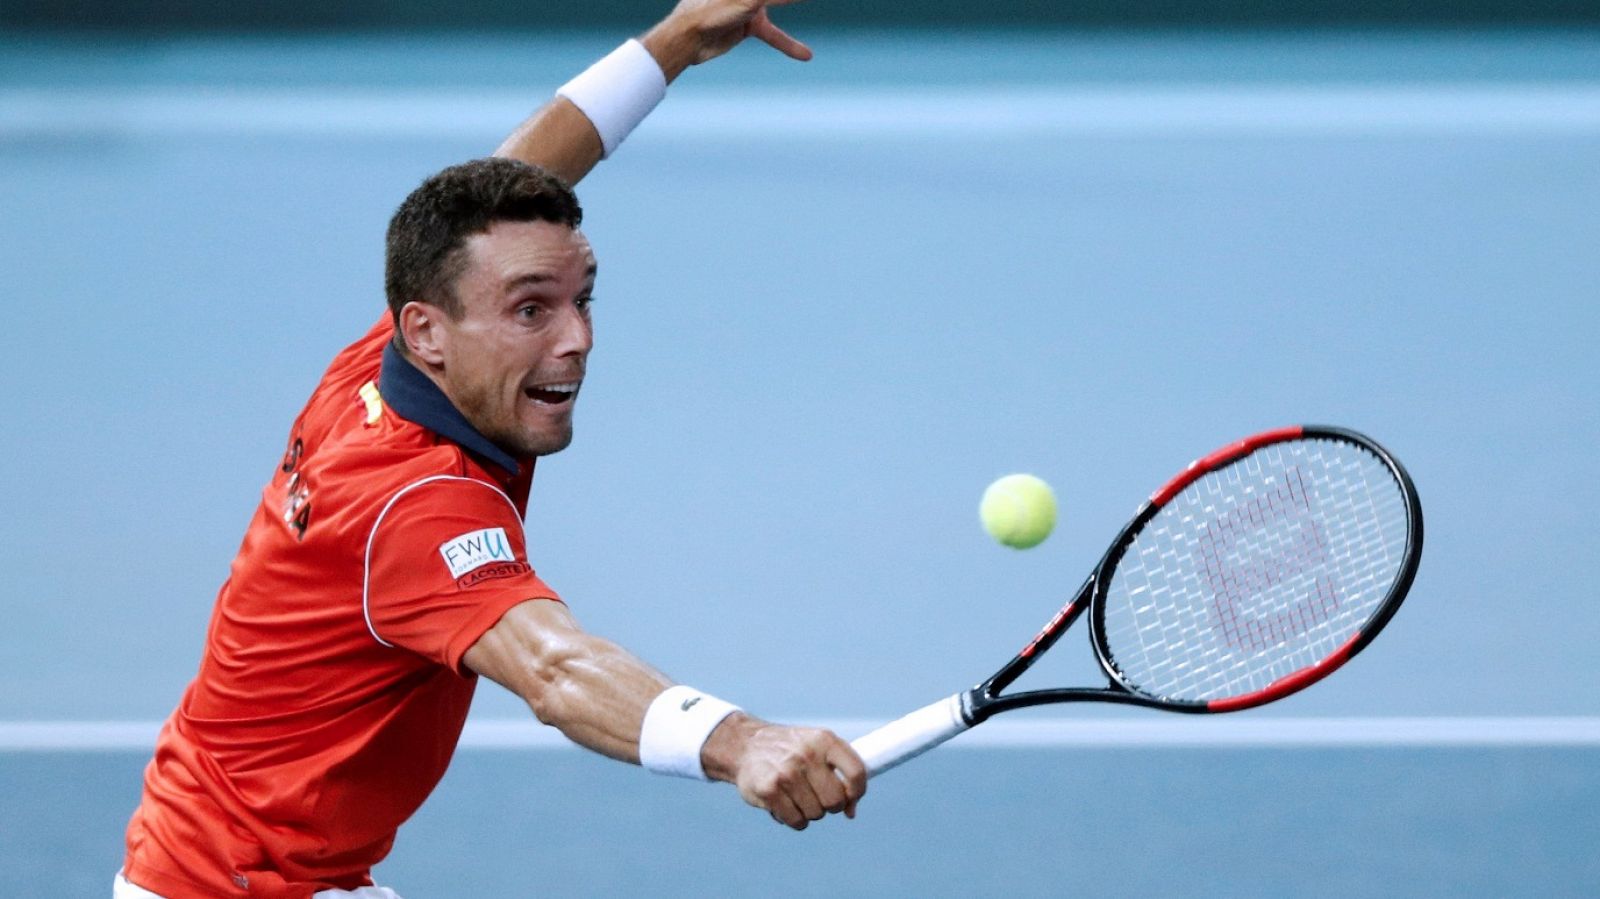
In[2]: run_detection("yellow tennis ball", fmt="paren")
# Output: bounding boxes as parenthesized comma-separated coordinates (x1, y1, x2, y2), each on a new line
(980, 474, 1057, 549)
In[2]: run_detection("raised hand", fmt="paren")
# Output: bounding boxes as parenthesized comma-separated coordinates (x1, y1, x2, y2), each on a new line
(643, 0, 812, 81)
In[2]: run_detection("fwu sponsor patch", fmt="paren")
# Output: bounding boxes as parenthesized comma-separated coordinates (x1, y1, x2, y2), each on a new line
(439, 527, 516, 579)
(457, 561, 531, 589)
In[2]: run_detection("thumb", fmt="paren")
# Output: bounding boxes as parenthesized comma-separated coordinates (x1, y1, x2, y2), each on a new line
(748, 9, 813, 61)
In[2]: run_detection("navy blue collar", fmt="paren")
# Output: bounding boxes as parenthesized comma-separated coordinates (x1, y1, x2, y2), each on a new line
(378, 340, 522, 476)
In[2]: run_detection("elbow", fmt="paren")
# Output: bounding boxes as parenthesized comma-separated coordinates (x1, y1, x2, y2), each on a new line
(516, 633, 593, 729)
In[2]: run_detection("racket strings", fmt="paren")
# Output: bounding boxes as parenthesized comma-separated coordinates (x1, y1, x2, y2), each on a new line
(1101, 439, 1409, 703)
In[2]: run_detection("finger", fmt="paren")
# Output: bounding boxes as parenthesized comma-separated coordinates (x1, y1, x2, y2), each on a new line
(767, 791, 809, 830)
(749, 11, 813, 61)
(786, 771, 828, 823)
(804, 755, 850, 815)
(825, 741, 869, 819)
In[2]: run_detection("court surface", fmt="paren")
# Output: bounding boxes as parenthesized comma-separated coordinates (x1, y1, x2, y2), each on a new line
(2, 29, 1597, 896)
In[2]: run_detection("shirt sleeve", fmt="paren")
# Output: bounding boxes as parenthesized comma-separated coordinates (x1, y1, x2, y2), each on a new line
(365, 477, 561, 673)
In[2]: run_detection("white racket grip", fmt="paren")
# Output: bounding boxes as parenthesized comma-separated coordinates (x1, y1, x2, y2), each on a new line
(851, 693, 970, 778)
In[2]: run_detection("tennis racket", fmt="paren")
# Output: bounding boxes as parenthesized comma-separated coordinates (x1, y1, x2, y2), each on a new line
(851, 425, 1422, 777)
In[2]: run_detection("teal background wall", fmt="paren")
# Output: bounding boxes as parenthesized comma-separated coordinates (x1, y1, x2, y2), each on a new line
(7, 0, 1600, 31)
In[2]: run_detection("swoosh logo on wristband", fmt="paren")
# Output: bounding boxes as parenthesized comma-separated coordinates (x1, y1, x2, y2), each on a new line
(681, 696, 702, 712)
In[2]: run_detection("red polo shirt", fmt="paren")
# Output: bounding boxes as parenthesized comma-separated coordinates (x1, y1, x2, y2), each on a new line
(123, 316, 560, 898)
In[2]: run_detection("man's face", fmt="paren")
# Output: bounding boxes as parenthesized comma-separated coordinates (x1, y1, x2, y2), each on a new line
(430, 219, 596, 458)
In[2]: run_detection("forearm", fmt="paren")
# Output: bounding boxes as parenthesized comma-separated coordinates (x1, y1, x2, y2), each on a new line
(468, 610, 671, 762)
(531, 636, 671, 762)
(492, 98, 604, 188)
(511, 633, 770, 780)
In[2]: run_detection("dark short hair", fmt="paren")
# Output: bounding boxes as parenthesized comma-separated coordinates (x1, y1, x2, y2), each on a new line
(385, 157, 583, 323)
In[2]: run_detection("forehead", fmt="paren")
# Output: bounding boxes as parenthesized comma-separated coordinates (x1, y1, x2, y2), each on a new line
(461, 219, 595, 283)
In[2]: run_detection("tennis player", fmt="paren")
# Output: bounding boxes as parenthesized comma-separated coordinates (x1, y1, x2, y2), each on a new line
(116, 2, 866, 896)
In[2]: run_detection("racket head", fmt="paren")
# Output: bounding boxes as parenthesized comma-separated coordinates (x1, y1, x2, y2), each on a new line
(1087, 425, 1422, 712)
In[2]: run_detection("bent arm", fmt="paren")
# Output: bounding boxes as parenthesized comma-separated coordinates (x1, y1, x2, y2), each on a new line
(493, 0, 812, 186)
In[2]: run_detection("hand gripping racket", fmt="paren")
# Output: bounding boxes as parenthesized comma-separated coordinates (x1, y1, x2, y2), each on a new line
(851, 425, 1423, 777)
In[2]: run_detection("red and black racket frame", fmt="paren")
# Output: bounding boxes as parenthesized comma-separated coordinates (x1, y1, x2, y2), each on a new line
(958, 424, 1424, 726)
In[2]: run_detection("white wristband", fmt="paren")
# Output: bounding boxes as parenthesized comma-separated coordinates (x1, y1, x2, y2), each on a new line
(556, 38, 668, 158)
(638, 685, 740, 780)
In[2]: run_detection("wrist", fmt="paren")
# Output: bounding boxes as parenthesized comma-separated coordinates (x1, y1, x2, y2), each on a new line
(639, 17, 700, 83)
(698, 711, 764, 783)
(638, 685, 741, 780)
(555, 39, 668, 159)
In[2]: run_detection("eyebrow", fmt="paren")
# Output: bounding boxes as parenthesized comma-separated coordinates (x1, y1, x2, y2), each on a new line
(506, 264, 599, 290)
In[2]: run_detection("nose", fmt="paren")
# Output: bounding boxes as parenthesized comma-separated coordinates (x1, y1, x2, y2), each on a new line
(554, 300, 593, 359)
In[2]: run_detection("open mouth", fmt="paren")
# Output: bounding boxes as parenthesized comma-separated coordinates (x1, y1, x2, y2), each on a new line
(525, 382, 580, 406)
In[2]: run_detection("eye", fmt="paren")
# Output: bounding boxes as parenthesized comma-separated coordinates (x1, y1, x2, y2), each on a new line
(516, 303, 541, 320)
(576, 295, 595, 313)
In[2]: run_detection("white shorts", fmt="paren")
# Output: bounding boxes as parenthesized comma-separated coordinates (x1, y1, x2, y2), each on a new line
(115, 871, 402, 898)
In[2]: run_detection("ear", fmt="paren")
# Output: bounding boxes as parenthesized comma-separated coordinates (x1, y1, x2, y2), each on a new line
(398, 301, 449, 367)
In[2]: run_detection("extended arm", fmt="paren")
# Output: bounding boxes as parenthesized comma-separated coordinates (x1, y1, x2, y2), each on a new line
(494, 0, 812, 186)
(464, 600, 866, 829)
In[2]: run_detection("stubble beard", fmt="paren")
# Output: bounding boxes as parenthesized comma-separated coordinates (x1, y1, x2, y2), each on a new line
(455, 381, 575, 460)
(511, 420, 574, 458)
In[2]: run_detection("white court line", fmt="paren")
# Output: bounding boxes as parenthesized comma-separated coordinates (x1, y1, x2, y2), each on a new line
(4, 85, 1600, 139)
(3, 717, 1597, 751)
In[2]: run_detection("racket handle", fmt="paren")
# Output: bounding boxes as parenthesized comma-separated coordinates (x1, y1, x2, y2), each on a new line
(851, 693, 970, 778)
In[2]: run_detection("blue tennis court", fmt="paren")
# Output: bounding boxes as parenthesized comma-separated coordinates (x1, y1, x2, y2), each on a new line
(3, 28, 1598, 897)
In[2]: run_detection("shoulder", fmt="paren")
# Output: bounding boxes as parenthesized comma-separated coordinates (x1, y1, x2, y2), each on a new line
(290, 400, 493, 548)
(306, 438, 494, 543)
(374, 472, 520, 527)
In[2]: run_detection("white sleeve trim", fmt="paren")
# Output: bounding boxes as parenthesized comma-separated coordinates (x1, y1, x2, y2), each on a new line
(362, 474, 525, 648)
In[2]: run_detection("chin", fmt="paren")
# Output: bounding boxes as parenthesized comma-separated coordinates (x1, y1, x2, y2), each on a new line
(516, 428, 574, 458)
